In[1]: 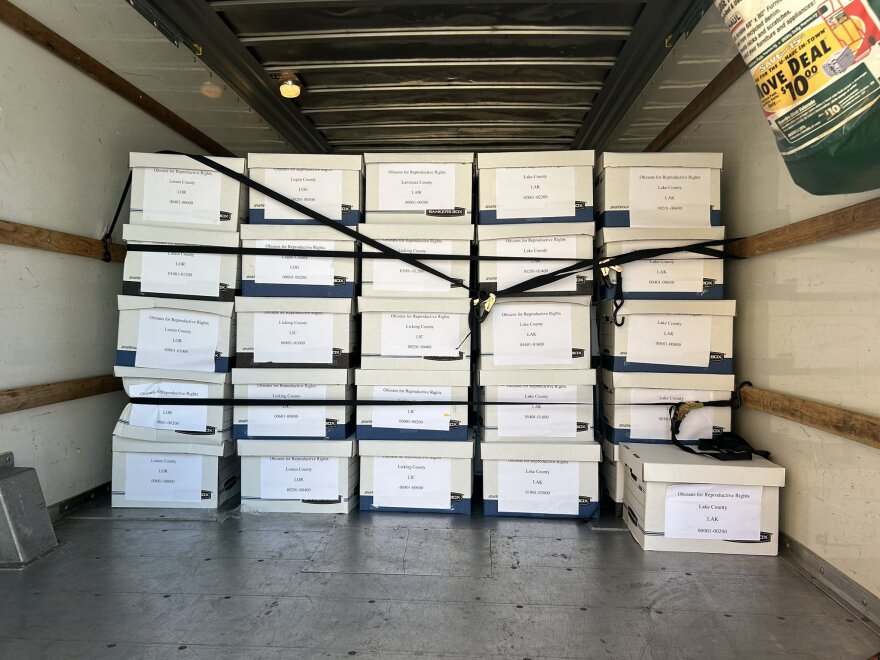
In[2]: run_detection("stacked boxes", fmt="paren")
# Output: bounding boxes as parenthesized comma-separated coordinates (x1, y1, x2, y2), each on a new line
(358, 153, 475, 514)
(476, 151, 601, 519)
(112, 153, 246, 509)
(234, 154, 363, 513)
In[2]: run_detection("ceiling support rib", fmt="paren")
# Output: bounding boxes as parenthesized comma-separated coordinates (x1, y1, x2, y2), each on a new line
(238, 25, 631, 43)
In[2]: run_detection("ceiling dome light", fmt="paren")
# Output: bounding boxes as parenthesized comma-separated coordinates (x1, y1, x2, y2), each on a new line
(279, 79, 301, 99)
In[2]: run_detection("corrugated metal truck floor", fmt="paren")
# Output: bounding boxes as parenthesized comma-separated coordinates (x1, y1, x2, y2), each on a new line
(1, 496, 877, 659)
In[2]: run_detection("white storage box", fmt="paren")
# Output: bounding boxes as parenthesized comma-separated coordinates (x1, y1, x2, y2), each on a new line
(601, 371, 733, 445)
(359, 440, 473, 514)
(599, 299, 735, 374)
(235, 296, 356, 369)
(596, 152, 722, 228)
(621, 443, 785, 555)
(111, 437, 239, 509)
(355, 369, 469, 441)
(596, 227, 725, 301)
(476, 150, 594, 225)
(477, 223, 593, 297)
(358, 297, 471, 371)
(116, 296, 235, 373)
(128, 153, 245, 230)
(480, 369, 595, 442)
(240, 224, 357, 298)
(480, 296, 591, 371)
(232, 368, 353, 441)
(114, 367, 231, 445)
(360, 224, 472, 298)
(247, 153, 363, 226)
(364, 153, 473, 224)
(239, 438, 358, 514)
(481, 441, 601, 518)
(602, 440, 624, 504)
(122, 225, 240, 302)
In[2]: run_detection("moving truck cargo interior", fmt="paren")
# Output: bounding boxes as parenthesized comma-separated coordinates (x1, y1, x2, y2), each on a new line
(1, 0, 879, 657)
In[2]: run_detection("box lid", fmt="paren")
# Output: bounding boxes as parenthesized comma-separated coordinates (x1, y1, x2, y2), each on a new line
(479, 369, 596, 386)
(129, 153, 245, 174)
(481, 441, 601, 462)
(622, 443, 785, 487)
(596, 227, 725, 250)
(237, 438, 356, 457)
(358, 440, 473, 459)
(247, 153, 363, 171)
(494, 295, 591, 308)
(357, 296, 470, 314)
(602, 440, 620, 462)
(477, 222, 594, 241)
(114, 366, 231, 384)
(240, 224, 357, 242)
(602, 370, 735, 392)
(232, 368, 353, 386)
(235, 296, 354, 314)
(359, 224, 474, 241)
(112, 436, 235, 457)
(355, 369, 470, 387)
(118, 295, 234, 317)
(364, 152, 474, 164)
(477, 150, 594, 170)
(123, 225, 240, 247)
(603, 299, 735, 317)
(597, 152, 723, 171)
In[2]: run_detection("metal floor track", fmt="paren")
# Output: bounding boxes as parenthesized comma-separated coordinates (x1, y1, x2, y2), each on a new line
(0, 496, 877, 660)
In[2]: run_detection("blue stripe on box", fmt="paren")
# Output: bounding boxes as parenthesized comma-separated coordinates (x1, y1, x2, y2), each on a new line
(478, 206, 593, 225)
(241, 281, 356, 298)
(601, 355, 733, 375)
(598, 284, 724, 301)
(482, 500, 600, 520)
(248, 208, 361, 226)
(598, 209, 723, 228)
(603, 425, 697, 446)
(233, 419, 353, 441)
(355, 425, 469, 441)
(116, 350, 231, 373)
(359, 495, 472, 515)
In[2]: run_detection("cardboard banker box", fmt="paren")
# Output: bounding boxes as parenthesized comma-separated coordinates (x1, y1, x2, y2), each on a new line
(111, 436, 240, 509)
(129, 153, 245, 231)
(477, 223, 593, 297)
(240, 225, 357, 298)
(364, 153, 473, 224)
(476, 151, 594, 225)
(599, 299, 735, 374)
(480, 369, 595, 442)
(355, 369, 469, 441)
(235, 296, 356, 368)
(602, 440, 624, 504)
(480, 296, 591, 371)
(481, 441, 601, 519)
(239, 439, 358, 514)
(360, 224, 473, 298)
(621, 443, 785, 555)
(247, 153, 363, 226)
(116, 296, 235, 373)
(232, 368, 353, 440)
(359, 440, 473, 514)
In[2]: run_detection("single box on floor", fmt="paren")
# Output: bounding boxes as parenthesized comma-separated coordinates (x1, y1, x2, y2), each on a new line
(481, 442, 601, 519)
(621, 443, 785, 555)
(238, 438, 358, 514)
(246, 153, 363, 226)
(240, 224, 357, 298)
(111, 437, 240, 509)
(232, 368, 354, 440)
(359, 440, 473, 514)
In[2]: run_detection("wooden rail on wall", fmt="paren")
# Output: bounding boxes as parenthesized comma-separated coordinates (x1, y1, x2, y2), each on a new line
(0, 218, 126, 262)
(0, 376, 122, 415)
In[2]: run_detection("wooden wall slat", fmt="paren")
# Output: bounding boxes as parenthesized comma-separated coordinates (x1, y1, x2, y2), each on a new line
(0, 376, 122, 415)
(0, 219, 126, 262)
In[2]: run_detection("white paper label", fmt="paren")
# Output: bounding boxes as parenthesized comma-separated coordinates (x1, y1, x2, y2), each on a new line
(495, 166, 575, 220)
(134, 309, 220, 372)
(254, 239, 336, 286)
(260, 456, 339, 500)
(372, 239, 453, 293)
(373, 457, 452, 509)
(142, 168, 222, 225)
(253, 312, 334, 364)
(629, 167, 711, 226)
(496, 385, 577, 438)
(664, 484, 763, 541)
(377, 163, 456, 212)
(379, 312, 460, 358)
(626, 314, 711, 368)
(623, 259, 705, 294)
(492, 303, 572, 366)
(128, 381, 209, 432)
(371, 386, 452, 431)
(496, 235, 578, 293)
(246, 384, 327, 437)
(264, 168, 343, 221)
(124, 453, 203, 502)
(497, 460, 579, 515)
(139, 251, 222, 297)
